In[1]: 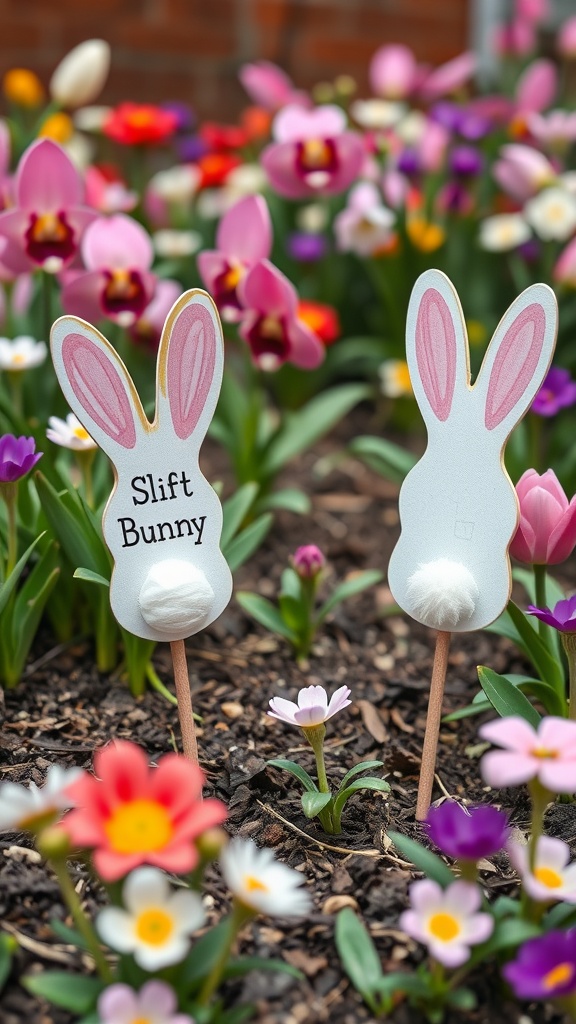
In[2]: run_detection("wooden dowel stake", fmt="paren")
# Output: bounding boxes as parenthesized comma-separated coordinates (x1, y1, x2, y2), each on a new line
(170, 638, 199, 766)
(416, 629, 451, 821)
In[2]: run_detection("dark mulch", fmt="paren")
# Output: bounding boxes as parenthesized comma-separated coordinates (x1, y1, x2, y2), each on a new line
(0, 409, 569, 1024)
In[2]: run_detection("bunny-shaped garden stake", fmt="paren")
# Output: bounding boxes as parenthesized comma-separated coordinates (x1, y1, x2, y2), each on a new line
(51, 289, 233, 765)
(387, 269, 558, 819)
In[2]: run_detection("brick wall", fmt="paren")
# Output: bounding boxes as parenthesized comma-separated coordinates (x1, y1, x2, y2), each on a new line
(0, 0, 469, 119)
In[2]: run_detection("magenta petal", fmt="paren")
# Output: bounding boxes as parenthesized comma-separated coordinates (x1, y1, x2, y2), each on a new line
(0, 208, 28, 249)
(546, 500, 576, 563)
(241, 260, 297, 317)
(217, 194, 272, 263)
(61, 269, 106, 323)
(17, 139, 83, 211)
(321, 133, 365, 195)
(82, 214, 154, 271)
(509, 517, 537, 563)
(261, 141, 313, 199)
(288, 317, 325, 369)
(197, 250, 226, 292)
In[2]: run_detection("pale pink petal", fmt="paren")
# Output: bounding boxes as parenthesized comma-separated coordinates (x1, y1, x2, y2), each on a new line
(349, 181, 383, 213)
(66, 206, 98, 242)
(479, 717, 538, 751)
(287, 316, 325, 369)
(409, 879, 443, 913)
(0, 208, 29, 249)
(535, 835, 571, 870)
(507, 839, 529, 876)
(17, 139, 84, 211)
(298, 684, 328, 710)
(517, 58, 558, 113)
(293, 704, 330, 726)
(546, 500, 576, 563)
(538, 716, 576, 752)
(98, 983, 139, 1021)
(323, 134, 366, 195)
(509, 516, 537, 562)
(217, 194, 272, 262)
(82, 214, 153, 271)
(139, 980, 177, 1017)
(197, 250, 227, 292)
(61, 269, 107, 323)
(462, 913, 493, 946)
(429, 939, 469, 967)
(443, 881, 481, 915)
(399, 909, 428, 943)
(241, 260, 297, 317)
(481, 751, 537, 788)
(261, 141, 314, 200)
(420, 52, 477, 101)
(268, 696, 300, 724)
(521, 487, 565, 562)
(273, 104, 347, 143)
(369, 44, 418, 99)
(326, 685, 352, 718)
(239, 61, 307, 111)
(539, 760, 576, 793)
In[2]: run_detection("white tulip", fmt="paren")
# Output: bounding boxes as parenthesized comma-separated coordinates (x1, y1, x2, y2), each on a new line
(50, 40, 111, 109)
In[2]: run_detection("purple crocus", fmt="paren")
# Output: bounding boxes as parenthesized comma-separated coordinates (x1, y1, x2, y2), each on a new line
(527, 595, 576, 632)
(426, 801, 509, 861)
(0, 435, 42, 483)
(287, 232, 327, 262)
(531, 367, 576, 417)
(503, 930, 576, 1000)
(449, 145, 483, 177)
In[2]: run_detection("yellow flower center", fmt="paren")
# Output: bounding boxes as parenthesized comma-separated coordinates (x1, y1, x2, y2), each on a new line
(244, 875, 269, 893)
(223, 264, 244, 291)
(534, 866, 563, 889)
(391, 361, 412, 394)
(259, 315, 284, 341)
(428, 912, 460, 942)
(543, 962, 574, 991)
(31, 213, 69, 245)
(11, 353, 26, 366)
(73, 425, 91, 441)
(301, 139, 332, 170)
(104, 799, 173, 855)
(532, 747, 557, 759)
(131, 1018, 151, 1024)
(135, 907, 175, 946)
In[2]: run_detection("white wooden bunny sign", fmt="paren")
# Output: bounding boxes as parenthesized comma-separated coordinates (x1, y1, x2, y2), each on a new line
(51, 289, 233, 763)
(387, 269, 558, 818)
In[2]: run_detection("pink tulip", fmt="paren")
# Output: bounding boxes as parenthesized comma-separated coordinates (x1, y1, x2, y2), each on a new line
(61, 214, 156, 327)
(0, 139, 96, 274)
(261, 104, 364, 200)
(558, 16, 576, 58)
(528, 110, 576, 150)
(419, 52, 477, 102)
(495, 18, 536, 57)
(516, 0, 549, 21)
(480, 716, 576, 792)
(516, 59, 557, 114)
(369, 44, 419, 99)
(239, 60, 309, 111)
(129, 279, 182, 349)
(493, 143, 555, 201)
(554, 236, 576, 284)
(238, 260, 324, 371)
(510, 469, 576, 565)
(197, 194, 271, 322)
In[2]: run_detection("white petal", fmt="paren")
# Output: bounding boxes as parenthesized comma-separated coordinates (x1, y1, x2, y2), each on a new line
(123, 867, 170, 912)
(96, 908, 136, 952)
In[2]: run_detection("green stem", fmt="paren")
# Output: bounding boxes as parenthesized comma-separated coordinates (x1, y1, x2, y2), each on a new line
(528, 779, 550, 873)
(562, 632, 576, 722)
(197, 902, 253, 1006)
(41, 271, 53, 345)
(1, 482, 18, 577)
(76, 449, 95, 508)
(297, 575, 318, 660)
(457, 859, 477, 883)
(7, 372, 23, 419)
(50, 858, 113, 982)
(302, 722, 335, 833)
(95, 592, 117, 673)
(533, 563, 548, 641)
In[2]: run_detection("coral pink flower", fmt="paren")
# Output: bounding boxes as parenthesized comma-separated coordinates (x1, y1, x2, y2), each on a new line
(419, 52, 477, 102)
(62, 741, 227, 881)
(369, 44, 420, 99)
(129, 278, 182, 349)
(261, 104, 364, 199)
(239, 61, 309, 111)
(510, 469, 576, 565)
(239, 260, 324, 371)
(61, 214, 156, 327)
(480, 717, 576, 792)
(0, 139, 96, 274)
(197, 195, 271, 322)
(558, 16, 576, 58)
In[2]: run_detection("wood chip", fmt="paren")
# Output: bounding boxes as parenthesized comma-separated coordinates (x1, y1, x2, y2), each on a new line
(357, 699, 389, 743)
(322, 894, 359, 914)
(283, 948, 328, 976)
(220, 701, 244, 719)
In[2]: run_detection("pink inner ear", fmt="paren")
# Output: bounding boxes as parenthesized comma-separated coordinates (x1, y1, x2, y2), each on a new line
(62, 334, 137, 448)
(415, 288, 457, 422)
(485, 304, 545, 431)
(167, 304, 217, 440)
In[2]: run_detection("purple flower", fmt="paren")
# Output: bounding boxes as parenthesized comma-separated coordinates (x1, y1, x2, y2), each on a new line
(397, 148, 421, 177)
(176, 134, 209, 163)
(503, 930, 576, 1000)
(527, 595, 576, 632)
(0, 435, 42, 483)
(160, 101, 195, 134)
(449, 145, 483, 177)
(292, 545, 326, 579)
(532, 367, 576, 417)
(287, 232, 327, 262)
(426, 801, 509, 861)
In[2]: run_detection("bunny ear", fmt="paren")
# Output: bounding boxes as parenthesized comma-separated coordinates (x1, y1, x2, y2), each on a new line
(51, 317, 146, 456)
(158, 289, 223, 441)
(477, 284, 557, 433)
(407, 270, 469, 425)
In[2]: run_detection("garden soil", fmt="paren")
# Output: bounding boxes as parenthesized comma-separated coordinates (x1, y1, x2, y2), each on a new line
(0, 407, 570, 1024)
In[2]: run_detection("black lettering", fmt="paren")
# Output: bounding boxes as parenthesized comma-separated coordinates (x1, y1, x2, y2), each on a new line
(131, 476, 149, 506)
(119, 517, 140, 547)
(167, 472, 178, 500)
(190, 516, 206, 545)
(158, 478, 166, 501)
(140, 525, 157, 544)
(180, 470, 194, 497)
(157, 521, 175, 542)
(147, 473, 158, 503)
(175, 518, 193, 537)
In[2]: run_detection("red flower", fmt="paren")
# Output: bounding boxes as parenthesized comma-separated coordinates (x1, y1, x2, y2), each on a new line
(200, 121, 250, 151)
(196, 152, 242, 188)
(104, 103, 178, 146)
(62, 741, 227, 880)
(297, 300, 340, 345)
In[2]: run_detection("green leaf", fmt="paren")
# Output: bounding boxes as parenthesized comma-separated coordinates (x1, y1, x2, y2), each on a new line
(335, 908, 383, 1007)
(506, 601, 565, 692)
(262, 383, 370, 476)
(447, 987, 477, 1011)
(333, 777, 390, 820)
(221, 482, 259, 550)
(177, 921, 231, 991)
(349, 435, 417, 484)
(386, 831, 455, 887)
(225, 956, 304, 980)
(301, 790, 332, 818)
(339, 760, 385, 789)
(278, 593, 307, 632)
(35, 472, 110, 578)
(256, 488, 310, 515)
(24, 972, 103, 1012)
(0, 933, 15, 992)
(478, 666, 541, 726)
(224, 513, 273, 574)
(316, 570, 383, 624)
(267, 758, 318, 793)
(73, 567, 110, 588)
(49, 919, 90, 950)
(0, 531, 45, 615)
(544, 903, 576, 930)
(236, 592, 296, 642)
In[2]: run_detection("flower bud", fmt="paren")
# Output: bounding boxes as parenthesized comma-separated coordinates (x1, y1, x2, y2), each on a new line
(50, 40, 111, 109)
(292, 544, 326, 579)
(37, 824, 72, 861)
(196, 827, 229, 863)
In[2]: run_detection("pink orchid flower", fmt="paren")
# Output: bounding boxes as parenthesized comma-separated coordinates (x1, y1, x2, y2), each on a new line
(261, 104, 364, 199)
(61, 214, 156, 327)
(239, 260, 324, 371)
(0, 139, 96, 274)
(239, 60, 309, 111)
(480, 717, 576, 793)
(528, 110, 576, 151)
(369, 44, 421, 99)
(197, 194, 271, 322)
(129, 278, 182, 349)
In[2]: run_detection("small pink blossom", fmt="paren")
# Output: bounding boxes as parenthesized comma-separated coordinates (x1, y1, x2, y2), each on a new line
(494, 18, 536, 57)
(369, 44, 420, 100)
(528, 110, 576, 150)
(334, 181, 394, 256)
(61, 214, 156, 327)
(480, 717, 576, 793)
(555, 235, 576, 285)
(516, 59, 557, 115)
(558, 16, 576, 58)
(84, 165, 138, 214)
(268, 684, 351, 728)
(238, 260, 324, 371)
(400, 880, 493, 968)
(262, 104, 364, 200)
(508, 835, 576, 903)
(493, 144, 555, 201)
(98, 981, 193, 1024)
(292, 544, 325, 579)
(197, 195, 271, 322)
(419, 52, 477, 102)
(239, 60, 309, 111)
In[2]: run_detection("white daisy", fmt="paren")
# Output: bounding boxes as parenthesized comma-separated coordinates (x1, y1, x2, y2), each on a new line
(525, 186, 576, 241)
(350, 98, 406, 129)
(46, 413, 97, 451)
(0, 765, 83, 832)
(148, 165, 200, 205)
(96, 867, 205, 970)
(153, 230, 202, 259)
(479, 213, 531, 252)
(220, 838, 311, 917)
(378, 359, 413, 398)
(0, 336, 47, 371)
